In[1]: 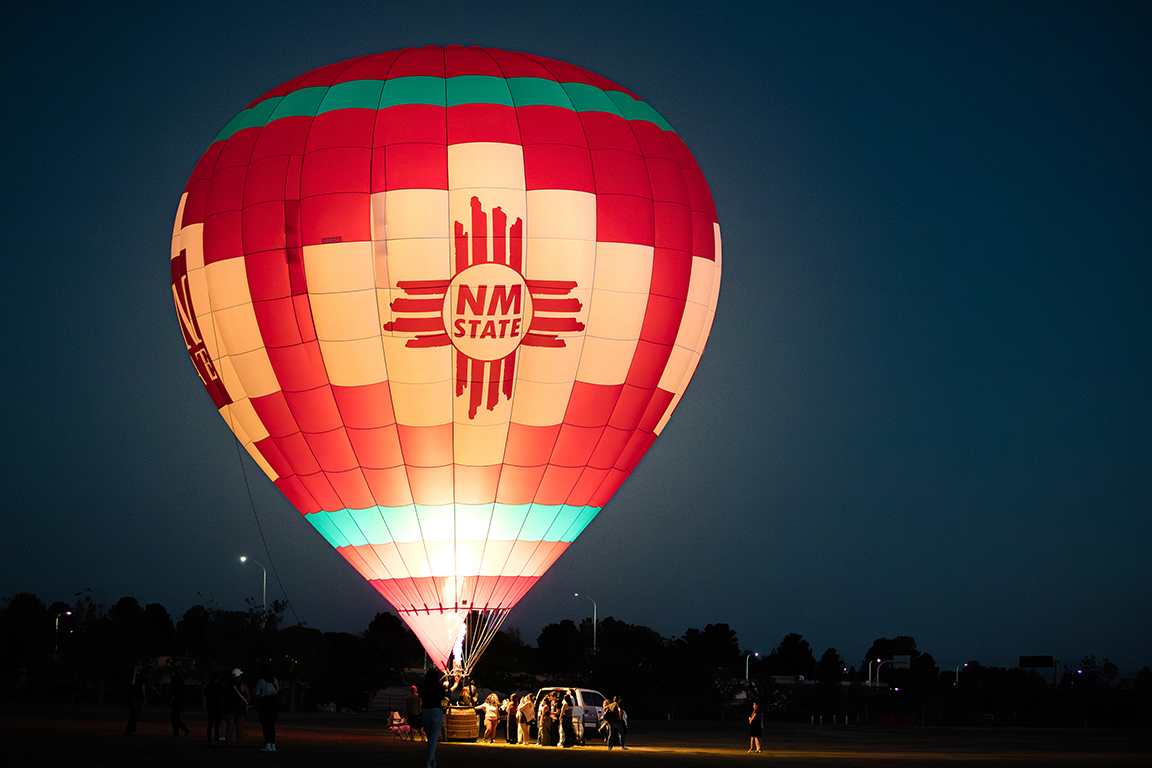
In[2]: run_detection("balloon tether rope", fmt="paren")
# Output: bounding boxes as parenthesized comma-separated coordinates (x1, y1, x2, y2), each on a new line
(206, 288, 303, 628)
(233, 438, 304, 627)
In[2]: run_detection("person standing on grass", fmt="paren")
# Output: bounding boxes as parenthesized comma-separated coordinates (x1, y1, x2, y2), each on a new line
(223, 668, 249, 747)
(124, 661, 146, 736)
(517, 693, 535, 744)
(254, 663, 280, 752)
(559, 691, 575, 748)
(419, 668, 446, 768)
(602, 696, 626, 750)
(477, 693, 500, 743)
(748, 700, 763, 753)
(202, 670, 224, 747)
(407, 685, 426, 741)
(537, 694, 553, 746)
(169, 662, 191, 737)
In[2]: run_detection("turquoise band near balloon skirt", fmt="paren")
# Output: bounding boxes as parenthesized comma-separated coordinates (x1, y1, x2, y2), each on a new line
(213, 75, 674, 145)
(305, 501, 601, 548)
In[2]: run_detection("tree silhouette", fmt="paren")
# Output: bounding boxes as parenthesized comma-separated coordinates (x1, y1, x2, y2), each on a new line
(766, 633, 817, 678)
(6, 589, 1152, 725)
(537, 619, 582, 674)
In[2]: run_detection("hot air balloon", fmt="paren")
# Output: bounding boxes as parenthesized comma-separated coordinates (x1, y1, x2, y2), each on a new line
(171, 45, 720, 673)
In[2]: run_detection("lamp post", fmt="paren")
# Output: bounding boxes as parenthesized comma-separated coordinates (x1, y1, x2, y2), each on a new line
(875, 659, 893, 688)
(868, 658, 881, 686)
(240, 556, 267, 625)
(55, 610, 71, 654)
(954, 662, 968, 687)
(575, 593, 597, 652)
(745, 651, 759, 680)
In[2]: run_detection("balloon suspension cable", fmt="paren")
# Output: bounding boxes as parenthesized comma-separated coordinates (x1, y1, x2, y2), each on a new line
(208, 299, 303, 628)
(460, 608, 511, 677)
(231, 438, 302, 627)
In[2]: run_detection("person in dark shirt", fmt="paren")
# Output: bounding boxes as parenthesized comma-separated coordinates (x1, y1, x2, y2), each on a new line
(602, 696, 626, 750)
(406, 685, 425, 740)
(253, 663, 281, 752)
(202, 670, 225, 747)
(419, 668, 447, 768)
(124, 662, 146, 736)
(223, 668, 250, 747)
(748, 700, 763, 753)
(169, 663, 191, 737)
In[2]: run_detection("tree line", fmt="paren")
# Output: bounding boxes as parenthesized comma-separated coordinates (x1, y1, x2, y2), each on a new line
(2, 590, 1149, 726)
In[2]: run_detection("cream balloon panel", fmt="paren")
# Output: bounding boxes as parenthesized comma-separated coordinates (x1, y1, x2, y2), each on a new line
(171, 195, 278, 481)
(447, 142, 525, 192)
(653, 225, 722, 434)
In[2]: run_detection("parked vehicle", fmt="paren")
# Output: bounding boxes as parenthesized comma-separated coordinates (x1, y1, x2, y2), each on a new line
(533, 687, 606, 745)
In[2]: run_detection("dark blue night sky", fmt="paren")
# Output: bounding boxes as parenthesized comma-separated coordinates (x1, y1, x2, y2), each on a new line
(4, 1, 1149, 674)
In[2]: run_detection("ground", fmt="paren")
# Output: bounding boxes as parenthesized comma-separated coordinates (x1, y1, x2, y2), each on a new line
(1, 705, 1149, 766)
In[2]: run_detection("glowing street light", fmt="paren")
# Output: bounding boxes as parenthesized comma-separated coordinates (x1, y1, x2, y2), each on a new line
(955, 662, 969, 687)
(55, 610, 71, 654)
(240, 556, 266, 625)
(868, 658, 882, 686)
(745, 651, 759, 680)
(575, 593, 597, 652)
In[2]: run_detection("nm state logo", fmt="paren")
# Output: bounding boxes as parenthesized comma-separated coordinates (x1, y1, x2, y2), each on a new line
(384, 197, 585, 419)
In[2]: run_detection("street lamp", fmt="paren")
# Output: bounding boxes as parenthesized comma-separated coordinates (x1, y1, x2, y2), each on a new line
(240, 556, 267, 624)
(745, 651, 759, 680)
(868, 658, 882, 687)
(55, 611, 71, 654)
(575, 593, 597, 652)
(875, 659, 894, 688)
(954, 662, 968, 687)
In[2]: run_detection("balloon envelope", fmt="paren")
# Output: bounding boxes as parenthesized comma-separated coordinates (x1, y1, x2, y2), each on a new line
(171, 45, 720, 669)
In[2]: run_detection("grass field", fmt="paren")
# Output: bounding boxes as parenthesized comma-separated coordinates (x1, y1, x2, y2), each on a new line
(1, 705, 1149, 766)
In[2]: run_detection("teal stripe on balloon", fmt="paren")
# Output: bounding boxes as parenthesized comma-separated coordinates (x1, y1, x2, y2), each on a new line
(550, 504, 599, 542)
(305, 502, 601, 547)
(541, 505, 582, 542)
(416, 504, 454, 542)
(382, 505, 421, 542)
(267, 87, 327, 122)
(328, 508, 367, 547)
(607, 90, 674, 132)
(456, 503, 496, 540)
(519, 503, 560, 542)
(214, 96, 285, 142)
(320, 79, 386, 113)
(210, 76, 674, 145)
(349, 506, 393, 545)
(560, 81, 621, 115)
(308, 510, 351, 549)
(380, 76, 446, 108)
(489, 504, 531, 540)
(447, 75, 513, 107)
(569, 504, 600, 540)
(506, 77, 574, 109)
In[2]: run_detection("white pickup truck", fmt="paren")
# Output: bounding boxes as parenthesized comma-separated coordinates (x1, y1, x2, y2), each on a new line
(533, 687, 606, 745)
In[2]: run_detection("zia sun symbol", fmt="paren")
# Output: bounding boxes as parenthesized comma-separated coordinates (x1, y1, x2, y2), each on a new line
(383, 197, 585, 419)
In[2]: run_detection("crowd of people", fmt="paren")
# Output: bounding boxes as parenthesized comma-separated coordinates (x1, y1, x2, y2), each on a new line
(507, 690, 627, 749)
(405, 670, 635, 766)
(122, 661, 764, 762)
(124, 661, 281, 752)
